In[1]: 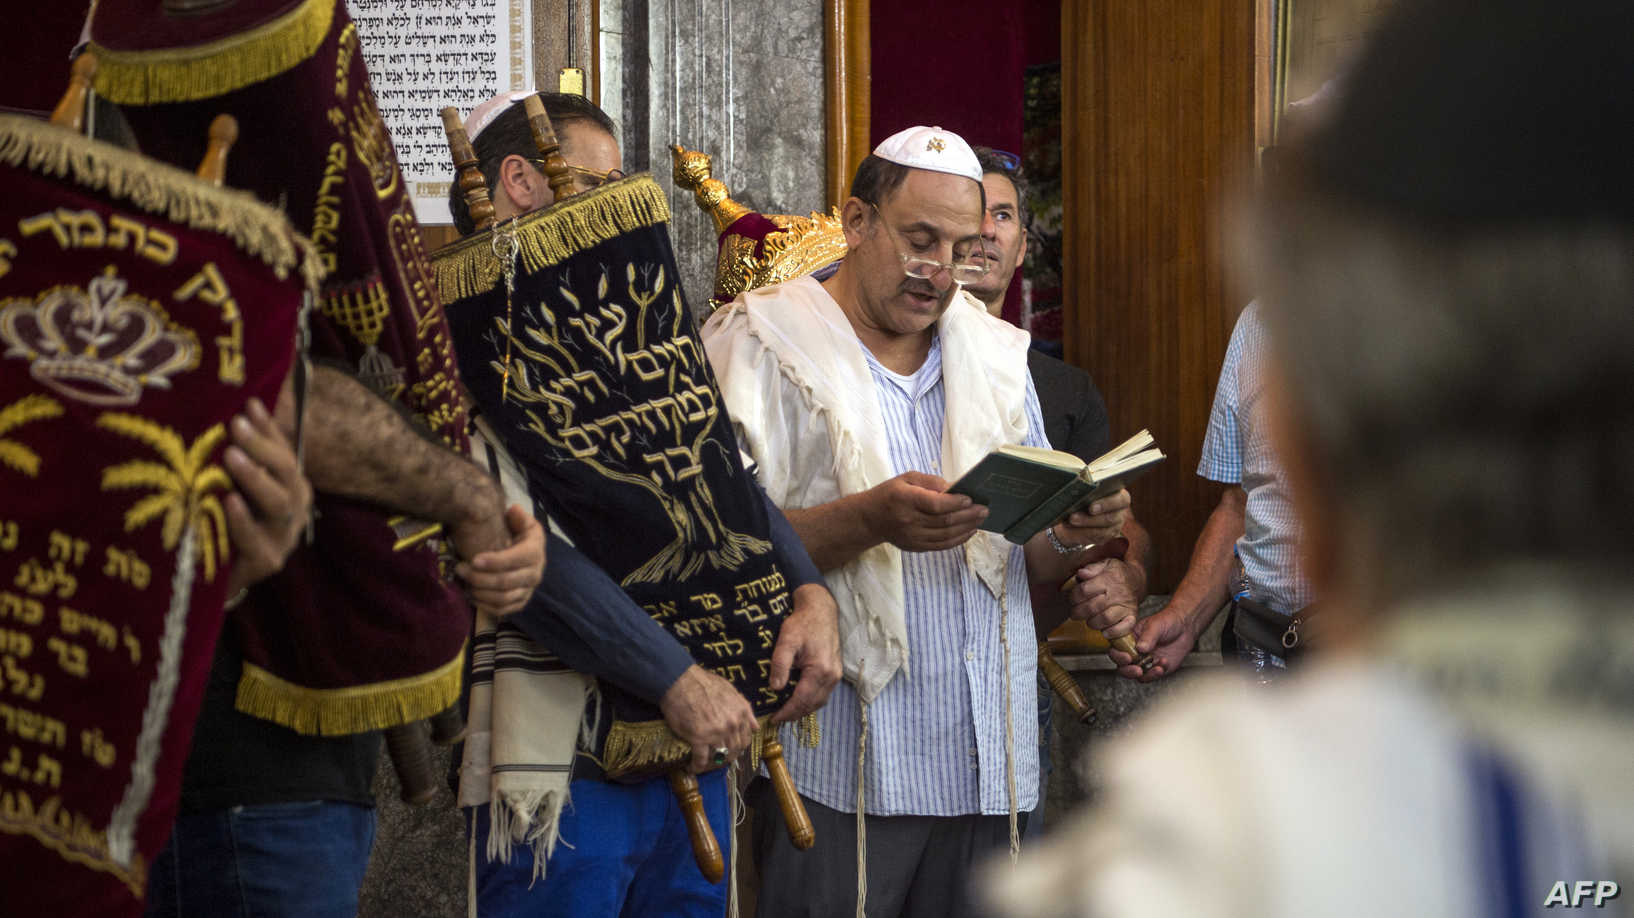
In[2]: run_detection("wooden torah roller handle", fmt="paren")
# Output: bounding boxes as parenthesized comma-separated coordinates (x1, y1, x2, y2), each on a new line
(1038, 647, 1096, 724)
(760, 731, 815, 849)
(669, 770, 725, 883)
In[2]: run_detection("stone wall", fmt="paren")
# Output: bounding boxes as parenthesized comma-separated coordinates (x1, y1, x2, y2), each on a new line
(601, 0, 828, 317)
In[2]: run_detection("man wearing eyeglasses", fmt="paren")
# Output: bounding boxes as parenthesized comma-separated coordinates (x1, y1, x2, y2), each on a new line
(703, 126, 1133, 918)
(446, 90, 625, 236)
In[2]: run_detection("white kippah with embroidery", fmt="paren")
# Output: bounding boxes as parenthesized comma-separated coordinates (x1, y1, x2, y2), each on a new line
(871, 125, 982, 183)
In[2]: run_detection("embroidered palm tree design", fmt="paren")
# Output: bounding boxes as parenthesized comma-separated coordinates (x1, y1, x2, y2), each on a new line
(503, 263, 769, 587)
(97, 414, 231, 581)
(0, 394, 64, 477)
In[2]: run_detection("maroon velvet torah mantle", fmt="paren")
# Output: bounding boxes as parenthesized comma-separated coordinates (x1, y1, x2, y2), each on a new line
(0, 114, 316, 914)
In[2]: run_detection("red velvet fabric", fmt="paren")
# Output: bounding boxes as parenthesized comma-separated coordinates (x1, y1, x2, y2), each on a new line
(869, 0, 1060, 321)
(0, 123, 299, 915)
(85, 0, 303, 53)
(93, 0, 473, 730)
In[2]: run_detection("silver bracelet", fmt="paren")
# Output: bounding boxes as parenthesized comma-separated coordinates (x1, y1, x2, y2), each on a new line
(1045, 525, 1092, 555)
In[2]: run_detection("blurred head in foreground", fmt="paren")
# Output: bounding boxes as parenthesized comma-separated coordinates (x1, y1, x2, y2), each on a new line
(990, 1, 1634, 915)
(1257, 0, 1634, 608)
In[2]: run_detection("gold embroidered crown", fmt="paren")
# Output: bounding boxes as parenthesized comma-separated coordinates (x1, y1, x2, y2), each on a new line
(1, 269, 201, 406)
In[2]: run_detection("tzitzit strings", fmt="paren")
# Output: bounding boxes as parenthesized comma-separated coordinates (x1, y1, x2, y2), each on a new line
(491, 217, 521, 401)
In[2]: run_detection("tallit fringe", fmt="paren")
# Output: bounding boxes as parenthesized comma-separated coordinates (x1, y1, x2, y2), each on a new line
(234, 649, 464, 736)
(0, 116, 324, 290)
(431, 176, 672, 303)
(854, 686, 869, 918)
(88, 0, 335, 105)
(484, 787, 568, 888)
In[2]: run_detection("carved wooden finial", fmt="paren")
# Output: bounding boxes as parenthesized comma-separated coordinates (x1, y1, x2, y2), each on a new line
(521, 94, 575, 203)
(669, 770, 724, 883)
(195, 114, 238, 186)
(51, 52, 98, 133)
(441, 106, 496, 231)
(668, 143, 751, 234)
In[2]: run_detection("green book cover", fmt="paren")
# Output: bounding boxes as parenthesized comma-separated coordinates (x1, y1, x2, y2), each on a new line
(947, 430, 1165, 544)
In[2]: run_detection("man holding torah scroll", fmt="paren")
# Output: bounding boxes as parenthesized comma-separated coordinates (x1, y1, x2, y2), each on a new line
(0, 84, 318, 914)
(82, 2, 546, 915)
(700, 126, 1132, 917)
(435, 92, 840, 916)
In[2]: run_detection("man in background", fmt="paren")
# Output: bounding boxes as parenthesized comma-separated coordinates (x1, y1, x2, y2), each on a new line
(447, 90, 624, 236)
(445, 90, 841, 917)
(966, 146, 1151, 832)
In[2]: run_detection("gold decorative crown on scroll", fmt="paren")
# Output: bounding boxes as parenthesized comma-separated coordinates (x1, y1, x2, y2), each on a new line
(671, 142, 849, 308)
(0, 269, 200, 406)
(669, 144, 752, 234)
(742, 210, 848, 293)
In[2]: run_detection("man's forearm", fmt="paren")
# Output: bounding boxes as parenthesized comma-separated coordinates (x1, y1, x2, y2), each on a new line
(784, 492, 883, 573)
(507, 531, 695, 704)
(301, 365, 501, 529)
(1166, 487, 1247, 638)
(1122, 513, 1154, 598)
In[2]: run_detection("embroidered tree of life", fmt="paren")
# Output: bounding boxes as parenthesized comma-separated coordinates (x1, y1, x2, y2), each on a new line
(498, 261, 770, 586)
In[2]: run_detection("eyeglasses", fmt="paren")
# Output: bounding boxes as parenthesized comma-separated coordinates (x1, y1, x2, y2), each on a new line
(987, 149, 1021, 172)
(868, 203, 989, 284)
(530, 159, 626, 188)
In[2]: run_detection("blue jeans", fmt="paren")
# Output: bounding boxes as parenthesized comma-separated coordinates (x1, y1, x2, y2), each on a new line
(470, 771, 731, 917)
(144, 801, 376, 918)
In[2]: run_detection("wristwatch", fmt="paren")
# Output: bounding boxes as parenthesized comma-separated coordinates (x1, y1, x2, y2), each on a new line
(1045, 525, 1092, 555)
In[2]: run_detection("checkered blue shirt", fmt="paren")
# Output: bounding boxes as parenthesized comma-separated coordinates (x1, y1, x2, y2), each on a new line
(1198, 302, 1313, 614)
(781, 336, 1048, 816)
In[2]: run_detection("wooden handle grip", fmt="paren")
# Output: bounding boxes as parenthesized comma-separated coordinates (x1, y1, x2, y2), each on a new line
(51, 53, 97, 133)
(1038, 647, 1096, 724)
(195, 114, 237, 186)
(1109, 634, 1155, 670)
(669, 770, 724, 883)
(384, 723, 438, 806)
(521, 94, 576, 203)
(440, 106, 496, 231)
(761, 732, 815, 850)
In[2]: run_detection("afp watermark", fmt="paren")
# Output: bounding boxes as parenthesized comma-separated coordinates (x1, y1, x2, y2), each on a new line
(1544, 881, 1620, 909)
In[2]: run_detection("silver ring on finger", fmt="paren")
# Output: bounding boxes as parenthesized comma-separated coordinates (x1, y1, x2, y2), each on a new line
(710, 746, 729, 766)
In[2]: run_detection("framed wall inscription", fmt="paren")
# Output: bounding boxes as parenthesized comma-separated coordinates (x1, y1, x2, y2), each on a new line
(349, 0, 534, 225)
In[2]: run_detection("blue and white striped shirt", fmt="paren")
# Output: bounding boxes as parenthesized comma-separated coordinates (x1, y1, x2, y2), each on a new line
(783, 337, 1050, 816)
(1198, 301, 1313, 614)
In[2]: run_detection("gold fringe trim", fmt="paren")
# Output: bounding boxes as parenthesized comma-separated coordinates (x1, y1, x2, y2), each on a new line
(601, 711, 817, 779)
(0, 115, 325, 292)
(432, 175, 672, 304)
(88, 0, 334, 105)
(234, 647, 465, 736)
(0, 810, 145, 898)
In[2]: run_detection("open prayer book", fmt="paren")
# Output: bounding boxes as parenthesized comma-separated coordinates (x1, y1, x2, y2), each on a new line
(949, 430, 1165, 544)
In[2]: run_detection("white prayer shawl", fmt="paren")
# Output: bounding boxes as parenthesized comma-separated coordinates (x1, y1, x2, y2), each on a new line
(701, 275, 1032, 703)
(459, 420, 595, 905)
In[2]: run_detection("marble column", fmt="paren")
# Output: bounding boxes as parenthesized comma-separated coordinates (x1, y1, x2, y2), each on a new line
(604, 0, 828, 318)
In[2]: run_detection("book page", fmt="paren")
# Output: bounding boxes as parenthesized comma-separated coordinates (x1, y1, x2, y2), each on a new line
(997, 444, 1085, 472)
(1087, 429, 1154, 475)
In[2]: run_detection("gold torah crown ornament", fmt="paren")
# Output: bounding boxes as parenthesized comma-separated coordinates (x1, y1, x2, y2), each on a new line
(669, 143, 848, 310)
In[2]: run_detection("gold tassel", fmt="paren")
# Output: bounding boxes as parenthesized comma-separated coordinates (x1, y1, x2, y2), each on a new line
(87, 0, 335, 106)
(601, 714, 783, 780)
(0, 115, 325, 292)
(234, 648, 464, 736)
(432, 176, 671, 304)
